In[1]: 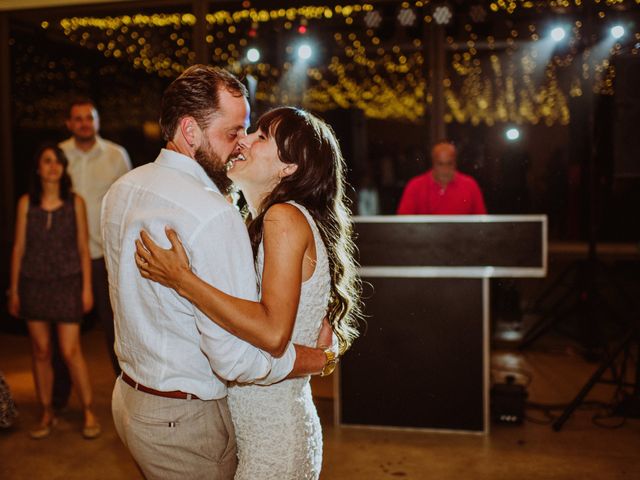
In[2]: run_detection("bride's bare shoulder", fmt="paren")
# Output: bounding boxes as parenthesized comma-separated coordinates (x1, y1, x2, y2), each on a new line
(263, 203, 312, 240)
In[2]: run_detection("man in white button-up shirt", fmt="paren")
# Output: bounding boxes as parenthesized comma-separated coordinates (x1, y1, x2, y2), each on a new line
(104, 66, 329, 479)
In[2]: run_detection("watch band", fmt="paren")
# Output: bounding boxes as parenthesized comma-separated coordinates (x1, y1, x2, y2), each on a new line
(320, 349, 338, 377)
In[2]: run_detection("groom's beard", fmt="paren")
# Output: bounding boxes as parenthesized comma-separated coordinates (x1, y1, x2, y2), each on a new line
(194, 137, 232, 195)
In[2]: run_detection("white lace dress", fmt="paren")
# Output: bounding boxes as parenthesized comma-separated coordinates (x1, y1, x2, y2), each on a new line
(228, 202, 331, 480)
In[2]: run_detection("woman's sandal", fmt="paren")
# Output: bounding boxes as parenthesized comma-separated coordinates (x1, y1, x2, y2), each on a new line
(82, 422, 102, 440)
(29, 417, 58, 439)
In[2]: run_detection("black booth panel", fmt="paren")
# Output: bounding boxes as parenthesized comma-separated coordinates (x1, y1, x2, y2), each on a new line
(355, 221, 542, 268)
(340, 277, 484, 431)
(614, 55, 640, 178)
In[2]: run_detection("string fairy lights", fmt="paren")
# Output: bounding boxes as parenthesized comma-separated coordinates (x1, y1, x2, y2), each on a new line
(11, 1, 640, 128)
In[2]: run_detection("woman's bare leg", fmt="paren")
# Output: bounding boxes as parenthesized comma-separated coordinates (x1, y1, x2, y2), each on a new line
(26, 320, 55, 425)
(57, 323, 98, 428)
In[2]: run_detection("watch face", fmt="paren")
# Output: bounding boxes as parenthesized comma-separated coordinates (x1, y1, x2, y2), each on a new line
(321, 349, 338, 377)
(322, 359, 337, 377)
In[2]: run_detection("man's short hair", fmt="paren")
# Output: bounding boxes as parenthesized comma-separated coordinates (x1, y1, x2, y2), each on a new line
(431, 141, 457, 157)
(159, 65, 248, 142)
(68, 97, 97, 118)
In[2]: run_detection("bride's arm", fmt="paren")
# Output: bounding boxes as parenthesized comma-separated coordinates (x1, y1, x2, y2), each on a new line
(135, 204, 309, 357)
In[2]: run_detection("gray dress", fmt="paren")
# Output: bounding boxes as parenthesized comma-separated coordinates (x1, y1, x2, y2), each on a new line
(18, 196, 83, 323)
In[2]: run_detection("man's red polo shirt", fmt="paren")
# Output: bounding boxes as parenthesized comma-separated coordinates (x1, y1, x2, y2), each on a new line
(397, 170, 487, 215)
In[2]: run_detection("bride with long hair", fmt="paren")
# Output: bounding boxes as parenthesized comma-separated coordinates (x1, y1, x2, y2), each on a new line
(135, 106, 362, 479)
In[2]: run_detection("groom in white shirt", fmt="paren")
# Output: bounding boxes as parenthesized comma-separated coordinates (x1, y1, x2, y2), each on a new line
(102, 66, 329, 479)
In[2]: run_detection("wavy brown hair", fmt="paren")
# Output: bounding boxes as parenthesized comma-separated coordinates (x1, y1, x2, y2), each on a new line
(247, 107, 361, 354)
(29, 143, 73, 206)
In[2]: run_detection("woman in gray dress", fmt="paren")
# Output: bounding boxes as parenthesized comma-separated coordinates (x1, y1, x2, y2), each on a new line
(8, 144, 100, 439)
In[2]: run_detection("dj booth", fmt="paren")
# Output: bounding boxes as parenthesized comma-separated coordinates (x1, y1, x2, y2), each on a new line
(337, 215, 547, 434)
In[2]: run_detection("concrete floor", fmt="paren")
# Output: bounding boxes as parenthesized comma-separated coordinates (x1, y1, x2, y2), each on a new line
(0, 328, 639, 479)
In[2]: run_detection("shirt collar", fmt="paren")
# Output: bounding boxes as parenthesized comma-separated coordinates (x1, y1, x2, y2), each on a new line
(155, 148, 221, 195)
(429, 170, 458, 187)
(64, 135, 106, 156)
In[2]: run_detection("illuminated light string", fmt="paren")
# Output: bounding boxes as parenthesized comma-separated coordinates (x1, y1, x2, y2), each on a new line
(57, 5, 381, 31)
(444, 15, 637, 123)
(488, 0, 640, 13)
(445, 26, 576, 126)
(240, 32, 428, 121)
(25, 3, 640, 124)
(10, 38, 166, 129)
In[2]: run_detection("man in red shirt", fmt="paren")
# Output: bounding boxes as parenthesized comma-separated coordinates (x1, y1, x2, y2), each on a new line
(397, 142, 487, 215)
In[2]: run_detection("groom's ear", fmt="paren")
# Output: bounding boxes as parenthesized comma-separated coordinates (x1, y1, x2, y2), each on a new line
(179, 116, 201, 148)
(280, 163, 298, 178)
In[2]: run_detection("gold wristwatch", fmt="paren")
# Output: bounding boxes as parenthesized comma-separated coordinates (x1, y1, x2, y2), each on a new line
(320, 349, 338, 377)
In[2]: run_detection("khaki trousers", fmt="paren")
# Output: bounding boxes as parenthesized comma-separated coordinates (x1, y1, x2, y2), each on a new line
(112, 377, 237, 480)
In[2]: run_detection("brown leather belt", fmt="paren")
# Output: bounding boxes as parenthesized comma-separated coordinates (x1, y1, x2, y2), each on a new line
(121, 372, 200, 400)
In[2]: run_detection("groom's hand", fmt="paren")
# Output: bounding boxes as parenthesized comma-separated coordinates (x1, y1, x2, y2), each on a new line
(288, 345, 327, 378)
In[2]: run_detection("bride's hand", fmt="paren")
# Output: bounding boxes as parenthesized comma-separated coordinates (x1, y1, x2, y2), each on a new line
(135, 227, 191, 291)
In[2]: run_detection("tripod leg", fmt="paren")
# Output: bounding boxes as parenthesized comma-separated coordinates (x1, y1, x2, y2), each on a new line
(552, 330, 633, 431)
(527, 262, 577, 313)
(520, 287, 577, 350)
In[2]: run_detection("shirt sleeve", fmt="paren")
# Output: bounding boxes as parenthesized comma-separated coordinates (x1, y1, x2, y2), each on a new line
(397, 179, 419, 215)
(117, 147, 132, 175)
(188, 208, 296, 385)
(371, 190, 380, 215)
(470, 180, 487, 214)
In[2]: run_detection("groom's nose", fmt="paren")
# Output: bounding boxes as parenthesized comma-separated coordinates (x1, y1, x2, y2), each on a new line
(239, 131, 257, 149)
(233, 129, 247, 148)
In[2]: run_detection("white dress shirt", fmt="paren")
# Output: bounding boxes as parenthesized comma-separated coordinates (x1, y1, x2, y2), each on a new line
(60, 136, 131, 259)
(101, 148, 296, 400)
